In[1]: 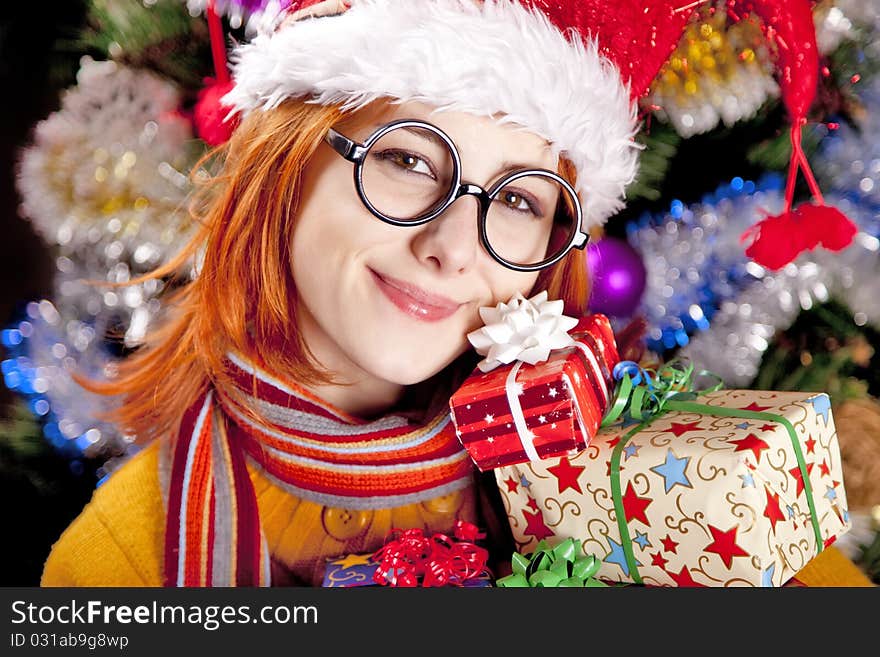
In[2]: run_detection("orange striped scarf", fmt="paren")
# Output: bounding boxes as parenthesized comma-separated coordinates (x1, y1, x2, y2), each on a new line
(163, 353, 474, 587)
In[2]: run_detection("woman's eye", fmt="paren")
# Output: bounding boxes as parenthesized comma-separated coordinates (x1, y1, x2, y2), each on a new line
(379, 150, 435, 178)
(498, 190, 539, 215)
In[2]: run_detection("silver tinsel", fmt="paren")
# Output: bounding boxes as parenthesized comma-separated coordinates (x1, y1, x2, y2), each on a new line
(679, 201, 879, 386)
(8, 57, 205, 462)
(818, 73, 880, 204)
(628, 178, 785, 352)
(815, 2, 856, 54)
(17, 57, 199, 261)
(634, 188, 879, 387)
(3, 301, 130, 463)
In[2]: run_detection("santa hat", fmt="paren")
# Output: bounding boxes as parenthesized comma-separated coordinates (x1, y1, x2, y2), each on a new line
(217, 0, 856, 267)
(220, 0, 695, 231)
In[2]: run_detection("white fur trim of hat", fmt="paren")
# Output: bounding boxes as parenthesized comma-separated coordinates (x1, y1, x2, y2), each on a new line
(222, 0, 641, 229)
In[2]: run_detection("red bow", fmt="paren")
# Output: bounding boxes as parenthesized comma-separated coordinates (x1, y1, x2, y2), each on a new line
(371, 521, 490, 587)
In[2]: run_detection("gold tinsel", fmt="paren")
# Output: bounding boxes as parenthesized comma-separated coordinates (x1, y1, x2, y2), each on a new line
(646, 5, 778, 137)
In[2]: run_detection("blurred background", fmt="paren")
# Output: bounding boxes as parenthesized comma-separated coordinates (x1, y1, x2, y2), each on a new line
(1, 0, 97, 587)
(1, 0, 879, 586)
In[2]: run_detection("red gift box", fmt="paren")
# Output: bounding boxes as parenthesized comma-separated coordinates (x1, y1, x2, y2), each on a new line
(449, 314, 620, 471)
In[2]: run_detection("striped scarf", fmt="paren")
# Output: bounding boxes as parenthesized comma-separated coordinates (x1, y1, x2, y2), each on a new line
(163, 353, 474, 587)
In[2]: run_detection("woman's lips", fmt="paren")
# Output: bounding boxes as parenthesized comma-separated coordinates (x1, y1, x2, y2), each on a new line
(369, 269, 462, 322)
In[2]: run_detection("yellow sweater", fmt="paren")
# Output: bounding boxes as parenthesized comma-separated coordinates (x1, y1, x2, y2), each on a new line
(41, 439, 482, 587)
(41, 439, 874, 588)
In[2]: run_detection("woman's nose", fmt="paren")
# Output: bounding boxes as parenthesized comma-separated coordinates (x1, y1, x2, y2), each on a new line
(410, 193, 482, 275)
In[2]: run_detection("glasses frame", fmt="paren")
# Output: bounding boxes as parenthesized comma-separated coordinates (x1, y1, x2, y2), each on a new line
(324, 119, 588, 272)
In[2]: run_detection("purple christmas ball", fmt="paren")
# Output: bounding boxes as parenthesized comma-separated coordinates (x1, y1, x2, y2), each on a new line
(587, 237, 647, 318)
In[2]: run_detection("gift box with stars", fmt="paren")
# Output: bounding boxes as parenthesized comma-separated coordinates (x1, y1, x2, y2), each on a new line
(494, 390, 851, 587)
(321, 553, 493, 587)
(449, 314, 620, 471)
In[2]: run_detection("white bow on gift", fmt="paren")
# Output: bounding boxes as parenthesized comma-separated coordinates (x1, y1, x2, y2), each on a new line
(467, 290, 579, 372)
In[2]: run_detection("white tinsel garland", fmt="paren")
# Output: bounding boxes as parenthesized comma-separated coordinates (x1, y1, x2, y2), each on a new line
(17, 57, 199, 263)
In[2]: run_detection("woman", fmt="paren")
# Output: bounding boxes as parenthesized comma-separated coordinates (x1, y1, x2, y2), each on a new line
(41, 0, 644, 587)
(39, 0, 869, 587)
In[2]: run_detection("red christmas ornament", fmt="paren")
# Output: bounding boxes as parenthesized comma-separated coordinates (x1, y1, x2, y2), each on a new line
(731, 0, 858, 269)
(194, 78, 238, 146)
(193, 0, 240, 146)
(797, 202, 858, 251)
(193, 78, 238, 146)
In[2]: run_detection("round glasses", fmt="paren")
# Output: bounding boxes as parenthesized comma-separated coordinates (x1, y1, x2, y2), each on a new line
(324, 119, 588, 272)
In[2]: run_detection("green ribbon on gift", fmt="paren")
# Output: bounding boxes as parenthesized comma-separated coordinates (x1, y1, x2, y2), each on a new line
(601, 360, 823, 586)
(496, 538, 609, 587)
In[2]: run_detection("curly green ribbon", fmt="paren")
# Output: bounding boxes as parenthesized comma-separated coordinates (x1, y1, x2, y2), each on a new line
(602, 360, 823, 585)
(496, 538, 608, 587)
(600, 360, 718, 427)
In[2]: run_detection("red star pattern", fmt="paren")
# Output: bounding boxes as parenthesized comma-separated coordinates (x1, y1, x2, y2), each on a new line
(522, 509, 555, 541)
(763, 487, 786, 533)
(788, 462, 815, 498)
(605, 460, 624, 477)
(547, 456, 586, 494)
(819, 459, 831, 477)
(651, 552, 668, 569)
(758, 423, 776, 432)
(740, 402, 771, 412)
(667, 566, 706, 587)
(730, 433, 770, 463)
(607, 436, 622, 449)
(661, 534, 679, 554)
(503, 476, 519, 493)
(804, 435, 816, 454)
(704, 524, 749, 569)
(667, 421, 703, 437)
(621, 483, 653, 525)
(526, 496, 540, 512)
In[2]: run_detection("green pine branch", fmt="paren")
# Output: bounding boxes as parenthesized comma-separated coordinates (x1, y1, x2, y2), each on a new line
(858, 528, 880, 584)
(626, 123, 682, 203)
(0, 400, 62, 497)
(825, 18, 880, 112)
(751, 298, 880, 405)
(66, 0, 214, 93)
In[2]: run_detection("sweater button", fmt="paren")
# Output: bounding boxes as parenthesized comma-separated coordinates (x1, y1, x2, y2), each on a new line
(420, 490, 464, 516)
(322, 507, 372, 540)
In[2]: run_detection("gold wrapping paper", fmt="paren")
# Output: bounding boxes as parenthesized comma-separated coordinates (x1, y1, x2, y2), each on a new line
(495, 390, 851, 587)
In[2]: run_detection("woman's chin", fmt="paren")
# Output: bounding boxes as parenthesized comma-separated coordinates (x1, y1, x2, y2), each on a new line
(357, 347, 462, 388)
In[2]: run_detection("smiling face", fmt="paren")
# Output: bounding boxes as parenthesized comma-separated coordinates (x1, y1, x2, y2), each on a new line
(290, 100, 558, 403)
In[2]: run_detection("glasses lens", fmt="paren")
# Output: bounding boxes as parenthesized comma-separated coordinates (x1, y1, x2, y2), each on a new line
(361, 125, 456, 222)
(486, 173, 579, 267)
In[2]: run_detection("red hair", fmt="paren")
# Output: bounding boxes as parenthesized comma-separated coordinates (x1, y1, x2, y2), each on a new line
(83, 100, 591, 442)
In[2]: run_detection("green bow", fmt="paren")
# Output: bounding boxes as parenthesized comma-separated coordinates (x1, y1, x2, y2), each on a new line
(496, 538, 608, 587)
